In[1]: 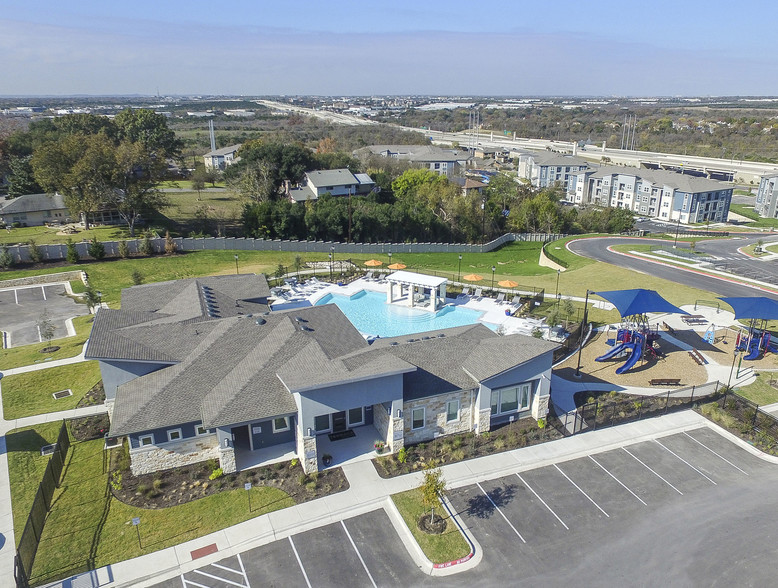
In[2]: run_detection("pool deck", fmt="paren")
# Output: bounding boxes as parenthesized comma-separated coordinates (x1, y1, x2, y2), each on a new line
(272, 276, 547, 337)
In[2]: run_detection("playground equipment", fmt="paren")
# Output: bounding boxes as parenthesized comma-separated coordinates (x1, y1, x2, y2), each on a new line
(596, 326, 659, 374)
(736, 328, 778, 361)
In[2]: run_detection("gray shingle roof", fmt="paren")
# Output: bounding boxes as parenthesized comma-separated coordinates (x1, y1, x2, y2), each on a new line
(204, 144, 241, 157)
(306, 169, 358, 188)
(0, 193, 67, 214)
(587, 165, 731, 193)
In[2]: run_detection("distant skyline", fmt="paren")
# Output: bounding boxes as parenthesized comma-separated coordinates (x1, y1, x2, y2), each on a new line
(2, 1, 777, 97)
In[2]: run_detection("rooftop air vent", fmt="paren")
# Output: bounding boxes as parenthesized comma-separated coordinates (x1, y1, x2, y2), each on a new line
(255, 318, 266, 325)
(437, 333, 445, 338)
(390, 342, 399, 346)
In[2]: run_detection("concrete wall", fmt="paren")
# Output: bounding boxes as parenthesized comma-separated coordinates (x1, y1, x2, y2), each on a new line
(0, 270, 86, 290)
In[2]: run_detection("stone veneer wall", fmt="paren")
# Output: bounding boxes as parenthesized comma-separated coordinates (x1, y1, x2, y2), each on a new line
(477, 407, 491, 434)
(0, 270, 87, 290)
(219, 446, 236, 474)
(403, 389, 475, 446)
(373, 402, 391, 446)
(130, 434, 220, 476)
(390, 416, 404, 452)
(300, 434, 318, 474)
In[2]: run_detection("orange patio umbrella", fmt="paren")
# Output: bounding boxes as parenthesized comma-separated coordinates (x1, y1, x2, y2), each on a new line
(498, 280, 519, 289)
(387, 262, 407, 270)
(462, 273, 484, 282)
(364, 259, 383, 267)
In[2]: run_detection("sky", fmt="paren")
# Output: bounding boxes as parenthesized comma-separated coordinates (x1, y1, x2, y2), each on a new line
(2, 0, 777, 97)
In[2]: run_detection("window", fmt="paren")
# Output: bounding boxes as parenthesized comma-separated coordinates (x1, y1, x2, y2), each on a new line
(446, 400, 459, 423)
(314, 414, 330, 432)
(195, 423, 209, 436)
(491, 383, 532, 416)
(348, 407, 364, 426)
(167, 429, 182, 442)
(411, 407, 425, 430)
(139, 434, 154, 447)
(272, 417, 290, 433)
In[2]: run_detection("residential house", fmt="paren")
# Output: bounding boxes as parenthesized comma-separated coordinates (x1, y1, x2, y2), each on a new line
(451, 176, 487, 197)
(356, 145, 471, 177)
(87, 274, 557, 476)
(518, 152, 590, 190)
(0, 193, 70, 226)
(204, 144, 242, 170)
(568, 165, 732, 224)
(287, 169, 375, 203)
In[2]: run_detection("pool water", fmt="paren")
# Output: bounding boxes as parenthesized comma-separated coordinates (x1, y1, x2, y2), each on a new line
(315, 290, 487, 337)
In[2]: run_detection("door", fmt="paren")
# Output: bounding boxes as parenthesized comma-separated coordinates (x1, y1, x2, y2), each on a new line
(231, 425, 251, 450)
(332, 411, 347, 433)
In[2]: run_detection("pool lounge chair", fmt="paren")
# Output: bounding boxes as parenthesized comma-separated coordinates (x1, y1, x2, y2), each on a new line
(495, 293, 505, 303)
(474, 288, 483, 299)
(458, 287, 471, 298)
(511, 295, 522, 306)
(365, 271, 374, 281)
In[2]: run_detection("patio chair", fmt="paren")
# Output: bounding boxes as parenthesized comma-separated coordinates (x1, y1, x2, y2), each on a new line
(474, 288, 483, 299)
(511, 295, 522, 305)
(495, 293, 506, 303)
(458, 286, 471, 298)
(365, 271, 374, 281)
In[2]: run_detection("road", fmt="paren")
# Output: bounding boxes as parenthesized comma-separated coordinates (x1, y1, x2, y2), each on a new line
(567, 236, 778, 300)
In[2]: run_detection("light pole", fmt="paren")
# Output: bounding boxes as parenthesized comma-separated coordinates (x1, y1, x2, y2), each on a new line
(555, 269, 561, 308)
(328, 252, 333, 282)
(491, 266, 496, 292)
(96, 291, 102, 312)
(458, 254, 462, 282)
(673, 213, 681, 249)
(234, 254, 239, 275)
(330, 246, 335, 279)
(575, 290, 591, 377)
(727, 348, 740, 390)
(388, 251, 392, 267)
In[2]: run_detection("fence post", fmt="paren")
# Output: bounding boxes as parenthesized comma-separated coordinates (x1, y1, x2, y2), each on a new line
(664, 390, 670, 414)
(753, 404, 759, 427)
(689, 385, 695, 408)
(592, 402, 598, 431)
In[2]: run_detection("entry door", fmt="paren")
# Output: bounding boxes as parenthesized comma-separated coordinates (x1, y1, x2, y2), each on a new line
(231, 425, 251, 450)
(332, 411, 347, 433)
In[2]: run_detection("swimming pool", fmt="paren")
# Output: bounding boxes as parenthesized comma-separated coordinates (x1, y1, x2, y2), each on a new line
(315, 290, 488, 337)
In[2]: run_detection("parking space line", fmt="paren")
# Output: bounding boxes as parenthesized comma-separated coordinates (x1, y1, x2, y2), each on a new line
(341, 520, 377, 588)
(236, 554, 250, 588)
(14, 289, 18, 305)
(553, 464, 609, 518)
(588, 455, 647, 506)
(653, 440, 717, 485)
(622, 447, 683, 495)
(288, 536, 312, 588)
(683, 432, 749, 475)
(476, 482, 527, 543)
(181, 578, 210, 588)
(192, 569, 246, 587)
(515, 473, 569, 530)
(36, 324, 42, 342)
(211, 562, 242, 574)
(41, 285, 47, 300)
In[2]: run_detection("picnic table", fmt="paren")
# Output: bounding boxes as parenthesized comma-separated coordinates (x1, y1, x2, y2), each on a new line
(681, 314, 708, 325)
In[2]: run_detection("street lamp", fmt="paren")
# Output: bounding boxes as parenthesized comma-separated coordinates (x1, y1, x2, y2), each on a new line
(330, 246, 335, 278)
(575, 290, 592, 377)
(96, 290, 102, 312)
(673, 212, 681, 248)
(458, 255, 462, 282)
(234, 254, 239, 275)
(491, 265, 496, 291)
(328, 252, 333, 282)
(388, 251, 392, 267)
(555, 269, 561, 308)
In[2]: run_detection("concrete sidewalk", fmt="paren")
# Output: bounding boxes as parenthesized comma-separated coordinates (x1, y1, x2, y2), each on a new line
(42, 410, 719, 588)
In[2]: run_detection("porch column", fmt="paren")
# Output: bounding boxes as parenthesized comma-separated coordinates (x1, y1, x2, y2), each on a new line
(387, 281, 394, 304)
(409, 285, 415, 307)
(431, 288, 437, 312)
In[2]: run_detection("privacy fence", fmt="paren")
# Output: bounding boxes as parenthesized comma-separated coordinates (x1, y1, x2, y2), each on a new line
(15, 421, 71, 588)
(1, 232, 566, 264)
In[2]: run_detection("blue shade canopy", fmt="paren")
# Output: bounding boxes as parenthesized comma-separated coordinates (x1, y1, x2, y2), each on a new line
(594, 289, 688, 318)
(719, 297, 778, 320)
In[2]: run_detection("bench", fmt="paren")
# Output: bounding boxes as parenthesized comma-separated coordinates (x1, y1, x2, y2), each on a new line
(649, 378, 681, 386)
(681, 315, 708, 326)
(662, 321, 675, 335)
(688, 349, 707, 365)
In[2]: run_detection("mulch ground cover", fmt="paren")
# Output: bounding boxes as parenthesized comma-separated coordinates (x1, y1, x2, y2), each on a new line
(108, 446, 349, 509)
(373, 416, 563, 479)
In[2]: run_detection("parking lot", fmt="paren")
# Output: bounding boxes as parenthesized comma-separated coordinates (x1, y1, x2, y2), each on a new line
(0, 283, 88, 347)
(150, 427, 778, 587)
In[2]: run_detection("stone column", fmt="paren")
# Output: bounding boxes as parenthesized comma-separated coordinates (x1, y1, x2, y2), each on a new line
(219, 446, 237, 474)
(387, 282, 394, 303)
(390, 415, 404, 453)
(300, 433, 318, 474)
(531, 394, 550, 420)
(477, 408, 491, 434)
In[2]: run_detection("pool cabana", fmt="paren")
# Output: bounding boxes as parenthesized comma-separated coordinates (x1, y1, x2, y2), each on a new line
(386, 270, 448, 312)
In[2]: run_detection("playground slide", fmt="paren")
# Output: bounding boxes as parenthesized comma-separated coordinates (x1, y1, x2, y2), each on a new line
(744, 342, 761, 361)
(596, 343, 630, 362)
(615, 344, 641, 374)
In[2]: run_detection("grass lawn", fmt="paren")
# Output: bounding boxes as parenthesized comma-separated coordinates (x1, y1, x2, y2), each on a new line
(23, 435, 294, 585)
(0, 314, 93, 371)
(391, 488, 471, 564)
(729, 204, 778, 228)
(6, 422, 64, 544)
(163, 190, 242, 225)
(1, 361, 101, 419)
(0, 224, 129, 247)
(735, 372, 778, 405)
(158, 181, 226, 189)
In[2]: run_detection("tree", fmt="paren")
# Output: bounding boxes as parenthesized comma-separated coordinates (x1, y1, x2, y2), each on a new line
(87, 238, 105, 260)
(293, 255, 303, 279)
(420, 461, 447, 525)
(563, 298, 576, 328)
(37, 309, 56, 349)
(139, 232, 154, 256)
(191, 167, 208, 200)
(83, 286, 101, 313)
(7, 155, 42, 198)
(164, 230, 177, 255)
(0, 245, 14, 269)
(27, 239, 43, 263)
(118, 240, 130, 258)
(114, 108, 182, 158)
(231, 140, 314, 196)
(131, 269, 144, 285)
(66, 239, 80, 264)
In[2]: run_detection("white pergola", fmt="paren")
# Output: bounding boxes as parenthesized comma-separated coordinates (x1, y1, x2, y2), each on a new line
(386, 270, 448, 312)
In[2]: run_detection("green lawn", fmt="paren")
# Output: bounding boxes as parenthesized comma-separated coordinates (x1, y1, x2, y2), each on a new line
(16, 434, 294, 585)
(735, 372, 778, 405)
(163, 190, 243, 226)
(1, 361, 101, 420)
(391, 488, 471, 564)
(158, 180, 226, 189)
(0, 224, 129, 247)
(6, 422, 64, 544)
(729, 204, 778, 228)
(0, 314, 93, 371)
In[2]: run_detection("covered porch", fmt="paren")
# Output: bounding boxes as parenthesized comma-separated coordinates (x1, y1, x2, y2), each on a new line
(315, 423, 386, 468)
(234, 441, 297, 471)
(386, 270, 448, 313)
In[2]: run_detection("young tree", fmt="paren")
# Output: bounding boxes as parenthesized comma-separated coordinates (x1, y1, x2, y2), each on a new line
(118, 240, 130, 258)
(87, 238, 105, 260)
(293, 255, 303, 279)
(139, 232, 154, 256)
(0, 245, 14, 269)
(36, 309, 56, 349)
(164, 230, 177, 255)
(83, 286, 101, 313)
(420, 461, 447, 525)
(191, 167, 208, 200)
(27, 239, 43, 263)
(66, 238, 80, 264)
(131, 269, 144, 285)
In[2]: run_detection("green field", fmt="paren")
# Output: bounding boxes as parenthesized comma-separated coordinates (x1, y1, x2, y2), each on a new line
(0, 224, 128, 247)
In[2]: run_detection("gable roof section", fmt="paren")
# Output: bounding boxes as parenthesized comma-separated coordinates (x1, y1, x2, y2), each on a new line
(0, 193, 67, 214)
(463, 335, 558, 382)
(306, 168, 358, 188)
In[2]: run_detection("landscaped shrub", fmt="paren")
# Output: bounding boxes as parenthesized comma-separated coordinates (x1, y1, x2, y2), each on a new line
(0, 245, 14, 269)
(28, 239, 43, 263)
(131, 269, 144, 285)
(140, 232, 154, 256)
(164, 230, 177, 255)
(66, 239, 80, 264)
(118, 240, 130, 258)
(209, 467, 223, 480)
(87, 238, 105, 260)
